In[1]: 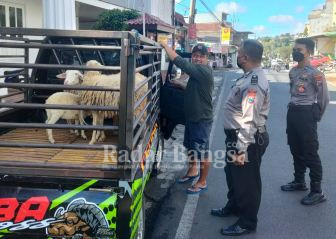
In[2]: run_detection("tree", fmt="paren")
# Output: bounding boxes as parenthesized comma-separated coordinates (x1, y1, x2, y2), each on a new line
(303, 26, 309, 36)
(93, 9, 140, 31)
(259, 33, 295, 60)
(279, 46, 292, 60)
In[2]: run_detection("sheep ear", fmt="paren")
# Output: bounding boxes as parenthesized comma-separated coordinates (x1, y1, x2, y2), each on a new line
(78, 73, 84, 83)
(56, 73, 66, 79)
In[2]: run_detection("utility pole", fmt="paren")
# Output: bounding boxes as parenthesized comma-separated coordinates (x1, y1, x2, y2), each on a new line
(189, 0, 196, 24)
(142, 0, 146, 36)
(187, 0, 196, 52)
(172, 0, 175, 48)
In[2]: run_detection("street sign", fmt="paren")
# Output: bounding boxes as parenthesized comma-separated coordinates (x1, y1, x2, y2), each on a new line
(221, 27, 231, 45)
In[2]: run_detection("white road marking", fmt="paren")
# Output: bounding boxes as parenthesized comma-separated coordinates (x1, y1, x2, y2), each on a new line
(174, 72, 229, 239)
(329, 101, 336, 105)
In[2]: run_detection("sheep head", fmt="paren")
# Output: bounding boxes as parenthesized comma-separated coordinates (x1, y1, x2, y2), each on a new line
(56, 70, 84, 85)
(85, 60, 104, 76)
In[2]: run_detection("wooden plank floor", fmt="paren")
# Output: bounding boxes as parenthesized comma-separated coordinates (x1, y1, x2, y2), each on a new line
(0, 128, 118, 166)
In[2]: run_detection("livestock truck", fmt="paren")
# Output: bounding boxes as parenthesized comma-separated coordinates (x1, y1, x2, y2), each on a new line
(0, 27, 163, 239)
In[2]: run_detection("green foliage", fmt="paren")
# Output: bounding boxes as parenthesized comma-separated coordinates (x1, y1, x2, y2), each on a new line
(303, 26, 309, 37)
(258, 33, 295, 61)
(93, 9, 140, 31)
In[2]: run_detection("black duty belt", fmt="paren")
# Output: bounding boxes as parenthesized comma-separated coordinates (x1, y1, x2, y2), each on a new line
(288, 103, 313, 111)
(224, 125, 266, 137)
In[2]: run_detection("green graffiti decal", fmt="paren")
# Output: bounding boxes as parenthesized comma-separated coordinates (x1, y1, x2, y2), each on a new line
(50, 179, 98, 210)
(99, 194, 118, 232)
(130, 178, 144, 238)
(0, 229, 9, 238)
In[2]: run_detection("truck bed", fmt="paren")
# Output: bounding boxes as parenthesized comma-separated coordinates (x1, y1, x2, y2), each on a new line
(0, 128, 119, 177)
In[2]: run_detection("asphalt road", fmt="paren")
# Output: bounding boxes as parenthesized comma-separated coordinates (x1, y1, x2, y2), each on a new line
(149, 70, 336, 239)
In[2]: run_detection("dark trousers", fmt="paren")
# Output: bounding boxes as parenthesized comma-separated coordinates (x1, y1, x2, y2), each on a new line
(224, 129, 269, 230)
(286, 105, 322, 183)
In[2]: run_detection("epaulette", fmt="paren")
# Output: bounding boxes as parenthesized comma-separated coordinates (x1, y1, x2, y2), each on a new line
(251, 75, 258, 85)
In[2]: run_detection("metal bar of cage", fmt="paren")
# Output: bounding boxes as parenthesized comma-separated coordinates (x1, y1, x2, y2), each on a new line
(142, 45, 161, 50)
(134, 76, 152, 93)
(0, 102, 119, 111)
(69, 38, 83, 65)
(0, 82, 120, 91)
(0, 63, 121, 71)
(0, 122, 118, 131)
(0, 161, 119, 170)
(133, 107, 160, 149)
(92, 39, 106, 65)
(117, 32, 136, 173)
(139, 51, 154, 55)
(133, 97, 160, 145)
(135, 61, 160, 73)
(0, 55, 25, 58)
(48, 39, 62, 65)
(133, 113, 151, 148)
(0, 91, 23, 100)
(0, 142, 117, 150)
(134, 89, 151, 111)
(134, 70, 160, 93)
(133, 101, 151, 130)
(0, 27, 125, 38)
(24, 39, 30, 102)
(0, 72, 25, 78)
(0, 42, 122, 51)
(133, 80, 160, 130)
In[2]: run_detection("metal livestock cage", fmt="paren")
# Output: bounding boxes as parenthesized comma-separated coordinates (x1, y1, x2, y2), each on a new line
(0, 27, 162, 181)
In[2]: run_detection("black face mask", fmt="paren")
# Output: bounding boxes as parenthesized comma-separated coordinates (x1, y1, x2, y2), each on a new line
(292, 51, 304, 62)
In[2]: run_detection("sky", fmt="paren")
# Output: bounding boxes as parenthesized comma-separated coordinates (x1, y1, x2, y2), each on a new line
(175, 0, 326, 37)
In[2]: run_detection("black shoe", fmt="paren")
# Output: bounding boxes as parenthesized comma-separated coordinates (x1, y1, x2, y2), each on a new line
(280, 181, 308, 191)
(301, 192, 327, 205)
(211, 208, 237, 217)
(220, 224, 255, 236)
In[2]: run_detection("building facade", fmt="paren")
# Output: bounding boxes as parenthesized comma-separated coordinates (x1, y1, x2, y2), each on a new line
(0, 0, 174, 30)
(307, 0, 336, 57)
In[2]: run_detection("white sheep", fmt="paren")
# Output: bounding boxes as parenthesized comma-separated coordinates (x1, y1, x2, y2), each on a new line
(64, 60, 149, 145)
(45, 92, 87, 144)
(56, 70, 86, 134)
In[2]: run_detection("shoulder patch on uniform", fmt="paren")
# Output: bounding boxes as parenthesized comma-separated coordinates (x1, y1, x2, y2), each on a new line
(251, 75, 258, 85)
(247, 89, 257, 104)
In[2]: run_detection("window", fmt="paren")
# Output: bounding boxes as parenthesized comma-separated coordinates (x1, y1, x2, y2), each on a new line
(0, 5, 5, 27)
(0, 4, 24, 27)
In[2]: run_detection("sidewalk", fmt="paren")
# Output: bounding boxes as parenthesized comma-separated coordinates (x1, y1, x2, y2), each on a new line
(326, 73, 336, 90)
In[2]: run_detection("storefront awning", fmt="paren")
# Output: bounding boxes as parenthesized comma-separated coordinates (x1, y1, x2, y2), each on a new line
(310, 32, 336, 38)
(127, 13, 175, 34)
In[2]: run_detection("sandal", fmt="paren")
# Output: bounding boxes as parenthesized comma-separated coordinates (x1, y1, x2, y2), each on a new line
(186, 184, 208, 194)
(177, 174, 199, 184)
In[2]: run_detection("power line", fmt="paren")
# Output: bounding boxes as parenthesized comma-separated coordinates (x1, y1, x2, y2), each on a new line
(176, 1, 189, 10)
(198, 0, 222, 24)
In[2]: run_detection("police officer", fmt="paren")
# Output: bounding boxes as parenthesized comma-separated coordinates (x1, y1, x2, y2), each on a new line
(281, 38, 329, 205)
(211, 40, 270, 236)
